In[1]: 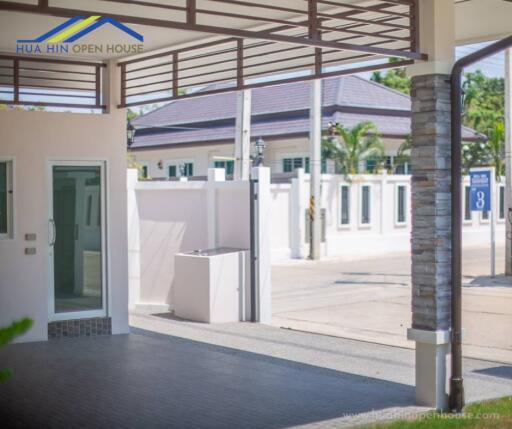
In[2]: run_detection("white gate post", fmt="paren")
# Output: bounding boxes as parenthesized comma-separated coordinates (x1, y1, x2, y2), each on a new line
(291, 168, 306, 258)
(207, 168, 225, 249)
(251, 166, 272, 323)
(127, 169, 141, 309)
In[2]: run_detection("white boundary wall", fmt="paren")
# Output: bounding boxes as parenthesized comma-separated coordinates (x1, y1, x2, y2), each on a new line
(128, 168, 505, 313)
(128, 167, 271, 322)
(270, 170, 506, 261)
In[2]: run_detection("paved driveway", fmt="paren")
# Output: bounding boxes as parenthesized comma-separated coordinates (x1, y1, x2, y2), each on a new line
(272, 247, 512, 363)
(3, 316, 511, 428)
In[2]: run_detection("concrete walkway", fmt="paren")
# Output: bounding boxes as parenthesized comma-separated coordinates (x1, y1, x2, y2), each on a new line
(272, 247, 512, 363)
(3, 314, 511, 428)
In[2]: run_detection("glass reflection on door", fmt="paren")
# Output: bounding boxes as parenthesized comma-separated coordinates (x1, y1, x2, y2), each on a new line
(52, 165, 104, 315)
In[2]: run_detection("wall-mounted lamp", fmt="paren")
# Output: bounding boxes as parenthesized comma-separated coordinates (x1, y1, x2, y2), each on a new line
(327, 121, 340, 137)
(127, 120, 136, 147)
(253, 137, 266, 167)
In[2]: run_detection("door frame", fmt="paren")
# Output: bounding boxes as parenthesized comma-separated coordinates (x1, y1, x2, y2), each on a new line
(47, 160, 108, 322)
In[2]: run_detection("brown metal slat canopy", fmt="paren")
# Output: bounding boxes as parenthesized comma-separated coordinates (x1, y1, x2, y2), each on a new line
(0, 0, 427, 109)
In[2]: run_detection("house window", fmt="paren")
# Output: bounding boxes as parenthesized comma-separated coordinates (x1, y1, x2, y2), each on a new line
(0, 160, 13, 239)
(499, 186, 505, 220)
(385, 156, 393, 171)
(366, 159, 378, 173)
(168, 161, 194, 177)
(464, 186, 471, 221)
(283, 157, 304, 173)
(396, 185, 407, 224)
(294, 157, 304, 171)
(361, 185, 371, 225)
(214, 160, 234, 176)
(139, 165, 148, 179)
(183, 162, 194, 177)
(340, 185, 350, 225)
(395, 163, 411, 175)
(282, 158, 292, 173)
(283, 156, 326, 174)
(482, 211, 489, 220)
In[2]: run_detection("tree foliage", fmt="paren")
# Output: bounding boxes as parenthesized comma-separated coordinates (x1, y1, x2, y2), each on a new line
(461, 71, 505, 177)
(372, 62, 506, 176)
(394, 135, 412, 172)
(370, 58, 411, 95)
(462, 70, 505, 136)
(322, 121, 385, 175)
(0, 318, 33, 382)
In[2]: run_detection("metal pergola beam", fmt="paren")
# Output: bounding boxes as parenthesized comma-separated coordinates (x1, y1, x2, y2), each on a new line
(119, 57, 414, 108)
(0, 0, 426, 60)
(0, 54, 106, 109)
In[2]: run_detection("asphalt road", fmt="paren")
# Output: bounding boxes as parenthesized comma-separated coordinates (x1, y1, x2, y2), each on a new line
(272, 247, 512, 363)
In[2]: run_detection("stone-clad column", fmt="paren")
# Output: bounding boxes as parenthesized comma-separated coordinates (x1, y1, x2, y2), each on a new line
(407, 75, 452, 411)
(406, 0, 455, 411)
(410, 75, 452, 331)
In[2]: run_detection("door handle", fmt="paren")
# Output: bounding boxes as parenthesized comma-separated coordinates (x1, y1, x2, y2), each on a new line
(49, 219, 56, 246)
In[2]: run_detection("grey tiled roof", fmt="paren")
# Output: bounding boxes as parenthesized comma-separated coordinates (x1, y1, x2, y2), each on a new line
(131, 75, 484, 148)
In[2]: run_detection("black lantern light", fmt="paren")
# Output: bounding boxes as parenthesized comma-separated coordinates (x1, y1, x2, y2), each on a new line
(253, 137, 266, 167)
(327, 121, 339, 137)
(127, 120, 136, 147)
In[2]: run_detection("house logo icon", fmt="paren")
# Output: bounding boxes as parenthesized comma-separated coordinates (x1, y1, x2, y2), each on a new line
(16, 16, 144, 55)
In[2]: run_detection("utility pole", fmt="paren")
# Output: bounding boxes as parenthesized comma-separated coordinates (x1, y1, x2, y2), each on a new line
(234, 89, 251, 181)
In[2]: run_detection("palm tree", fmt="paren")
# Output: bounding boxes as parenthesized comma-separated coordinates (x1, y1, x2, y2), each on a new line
(487, 122, 505, 180)
(461, 123, 503, 179)
(322, 121, 385, 175)
(394, 135, 411, 173)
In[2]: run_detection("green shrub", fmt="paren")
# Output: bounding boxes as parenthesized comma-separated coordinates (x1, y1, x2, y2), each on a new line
(0, 318, 33, 382)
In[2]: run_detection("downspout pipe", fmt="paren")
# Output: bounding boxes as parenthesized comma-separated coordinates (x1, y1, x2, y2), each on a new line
(450, 35, 512, 413)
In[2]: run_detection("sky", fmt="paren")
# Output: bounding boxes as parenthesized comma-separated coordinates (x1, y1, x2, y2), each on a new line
(456, 41, 505, 78)
(355, 41, 506, 80)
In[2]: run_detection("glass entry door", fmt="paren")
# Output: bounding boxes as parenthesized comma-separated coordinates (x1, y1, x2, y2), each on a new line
(49, 162, 106, 320)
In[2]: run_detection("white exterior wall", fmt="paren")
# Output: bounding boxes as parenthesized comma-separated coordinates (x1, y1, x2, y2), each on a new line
(0, 109, 129, 342)
(131, 144, 233, 179)
(130, 137, 408, 178)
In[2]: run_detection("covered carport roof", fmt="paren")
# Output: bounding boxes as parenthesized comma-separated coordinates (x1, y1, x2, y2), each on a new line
(0, 0, 511, 109)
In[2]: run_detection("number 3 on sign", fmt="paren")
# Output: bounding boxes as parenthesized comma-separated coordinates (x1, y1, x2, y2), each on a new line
(476, 191, 485, 210)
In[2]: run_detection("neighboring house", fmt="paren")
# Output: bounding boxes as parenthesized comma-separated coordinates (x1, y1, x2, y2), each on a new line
(129, 75, 485, 179)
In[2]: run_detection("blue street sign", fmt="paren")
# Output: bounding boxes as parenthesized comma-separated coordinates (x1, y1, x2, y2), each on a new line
(470, 170, 491, 212)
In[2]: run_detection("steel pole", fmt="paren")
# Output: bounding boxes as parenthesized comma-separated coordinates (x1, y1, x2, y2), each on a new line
(249, 177, 258, 322)
(450, 35, 512, 413)
(450, 68, 464, 413)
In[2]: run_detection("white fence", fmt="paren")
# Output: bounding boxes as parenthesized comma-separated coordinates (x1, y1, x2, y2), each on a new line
(270, 169, 506, 261)
(128, 168, 271, 319)
(128, 168, 506, 312)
